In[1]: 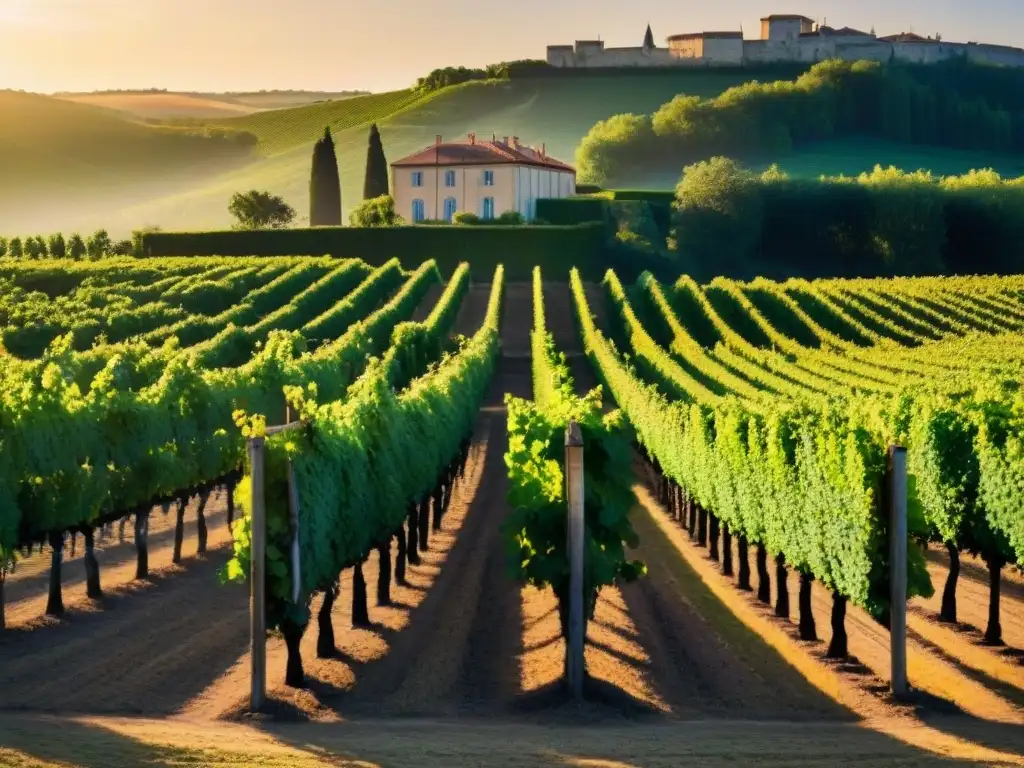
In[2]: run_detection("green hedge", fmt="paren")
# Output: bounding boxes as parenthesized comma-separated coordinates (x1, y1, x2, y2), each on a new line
(607, 189, 676, 204)
(142, 223, 608, 280)
(535, 198, 610, 226)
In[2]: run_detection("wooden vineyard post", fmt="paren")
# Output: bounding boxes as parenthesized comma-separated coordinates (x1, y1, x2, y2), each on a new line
(888, 444, 908, 699)
(565, 420, 585, 701)
(248, 435, 267, 712)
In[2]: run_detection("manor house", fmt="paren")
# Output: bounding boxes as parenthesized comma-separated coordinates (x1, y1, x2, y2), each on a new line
(547, 14, 1024, 69)
(391, 134, 575, 223)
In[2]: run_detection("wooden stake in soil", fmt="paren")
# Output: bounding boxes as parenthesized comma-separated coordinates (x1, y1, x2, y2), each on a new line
(565, 420, 585, 701)
(888, 445, 908, 698)
(248, 436, 267, 712)
(45, 532, 64, 616)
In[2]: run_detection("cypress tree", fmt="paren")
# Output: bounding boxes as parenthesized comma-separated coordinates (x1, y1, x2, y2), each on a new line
(363, 123, 390, 200)
(309, 126, 342, 226)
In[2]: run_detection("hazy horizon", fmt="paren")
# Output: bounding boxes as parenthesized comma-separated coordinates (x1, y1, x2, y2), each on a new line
(1, 0, 1023, 94)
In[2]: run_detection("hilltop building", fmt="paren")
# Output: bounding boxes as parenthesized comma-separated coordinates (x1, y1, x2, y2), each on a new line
(547, 13, 1024, 69)
(390, 135, 576, 223)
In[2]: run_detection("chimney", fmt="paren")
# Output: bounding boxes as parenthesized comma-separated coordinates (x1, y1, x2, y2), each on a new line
(503, 136, 509, 146)
(468, 132, 476, 145)
(512, 136, 519, 148)
(541, 143, 546, 157)
(436, 134, 442, 146)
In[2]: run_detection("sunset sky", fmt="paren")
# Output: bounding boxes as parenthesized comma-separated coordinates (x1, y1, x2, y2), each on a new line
(2, 0, 1023, 94)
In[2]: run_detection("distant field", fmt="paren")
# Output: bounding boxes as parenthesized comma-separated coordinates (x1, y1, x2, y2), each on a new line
(57, 92, 258, 119)
(54, 91, 368, 119)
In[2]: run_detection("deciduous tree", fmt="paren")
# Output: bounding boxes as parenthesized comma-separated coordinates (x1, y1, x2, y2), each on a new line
(229, 190, 296, 230)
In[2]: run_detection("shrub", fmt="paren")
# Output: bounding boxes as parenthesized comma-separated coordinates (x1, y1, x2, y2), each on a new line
(349, 194, 402, 227)
(452, 211, 480, 225)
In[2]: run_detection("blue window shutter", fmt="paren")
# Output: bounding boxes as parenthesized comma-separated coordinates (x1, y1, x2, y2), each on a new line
(444, 197, 456, 222)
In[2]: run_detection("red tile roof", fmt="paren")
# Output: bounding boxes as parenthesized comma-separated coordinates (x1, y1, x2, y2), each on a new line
(391, 139, 575, 172)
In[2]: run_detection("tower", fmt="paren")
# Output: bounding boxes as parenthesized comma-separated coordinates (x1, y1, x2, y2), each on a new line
(643, 23, 655, 49)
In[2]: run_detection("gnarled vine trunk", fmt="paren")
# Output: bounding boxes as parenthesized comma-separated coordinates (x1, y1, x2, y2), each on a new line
(984, 555, 1004, 646)
(827, 593, 848, 658)
(84, 527, 102, 599)
(377, 540, 392, 606)
(737, 535, 751, 590)
(432, 485, 443, 531)
(687, 499, 697, 538)
(417, 499, 430, 552)
(352, 559, 371, 627)
(46, 532, 64, 616)
(0, 570, 6, 630)
(775, 553, 789, 618)
(939, 543, 959, 623)
(226, 483, 236, 531)
(282, 620, 306, 688)
(756, 543, 770, 604)
(406, 503, 420, 566)
(196, 490, 210, 553)
(394, 525, 408, 586)
(798, 571, 816, 641)
(135, 509, 150, 579)
(317, 582, 339, 658)
(708, 514, 720, 562)
(721, 524, 733, 576)
(697, 506, 708, 547)
(172, 497, 188, 564)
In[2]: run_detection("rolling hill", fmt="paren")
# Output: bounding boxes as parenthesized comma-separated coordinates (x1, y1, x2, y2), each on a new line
(55, 90, 371, 119)
(6, 70, 1024, 237)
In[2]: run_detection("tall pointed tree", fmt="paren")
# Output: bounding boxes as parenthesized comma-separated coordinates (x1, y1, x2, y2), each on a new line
(363, 123, 390, 200)
(310, 126, 342, 226)
(643, 24, 655, 49)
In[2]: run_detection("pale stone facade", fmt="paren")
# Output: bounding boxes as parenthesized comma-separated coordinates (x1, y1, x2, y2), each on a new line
(547, 14, 1024, 70)
(391, 136, 575, 223)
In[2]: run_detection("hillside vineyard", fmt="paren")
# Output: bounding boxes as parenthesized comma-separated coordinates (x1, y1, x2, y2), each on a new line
(1, 259, 1022, 663)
